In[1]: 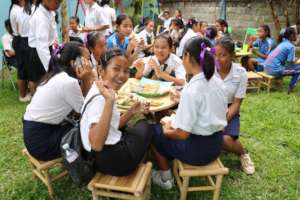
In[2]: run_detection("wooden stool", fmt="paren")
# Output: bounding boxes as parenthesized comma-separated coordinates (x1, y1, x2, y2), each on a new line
(257, 72, 283, 92)
(88, 162, 152, 200)
(22, 149, 68, 200)
(247, 72, 262, 93)
(173, 159, 229, 200)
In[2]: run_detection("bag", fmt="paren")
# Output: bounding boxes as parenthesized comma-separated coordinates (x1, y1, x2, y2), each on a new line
(60, 94, 100, 186)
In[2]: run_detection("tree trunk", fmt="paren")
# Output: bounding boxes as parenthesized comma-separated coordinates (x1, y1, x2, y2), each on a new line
(60, 0, 69, 43)
(267, 0, 281, 39)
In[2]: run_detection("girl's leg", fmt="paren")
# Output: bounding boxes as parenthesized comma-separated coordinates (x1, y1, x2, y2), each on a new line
(151, 145, 169, 170)
(247, 58, 257, 71)
(284, 65, 300, 89)
(223, 135, 246, 155)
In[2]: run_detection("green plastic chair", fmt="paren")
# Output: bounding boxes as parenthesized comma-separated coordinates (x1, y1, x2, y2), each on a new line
(243, 27, 257, 44)
(227, 26, 233, 34)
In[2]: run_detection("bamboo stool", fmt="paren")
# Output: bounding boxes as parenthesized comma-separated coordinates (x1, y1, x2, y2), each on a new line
(173, 159, 229, 200)
(22, 148, 68, 200)
(257, 72, 283, 92)
(247, 71, 262, 93)
(88, 162, 152, 200)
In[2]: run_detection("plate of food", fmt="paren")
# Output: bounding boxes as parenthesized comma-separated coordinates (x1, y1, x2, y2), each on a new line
(136, 78, 173, 97)
(117, 93, 163, 111)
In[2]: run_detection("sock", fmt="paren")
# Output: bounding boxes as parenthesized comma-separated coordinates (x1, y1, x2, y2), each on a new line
(161, 169, 172, 182)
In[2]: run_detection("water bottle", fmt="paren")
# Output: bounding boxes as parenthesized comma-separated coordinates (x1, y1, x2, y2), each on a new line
(62, 143, 79, 163)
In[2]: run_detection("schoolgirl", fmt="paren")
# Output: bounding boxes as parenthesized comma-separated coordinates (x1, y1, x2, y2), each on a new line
(138, 18, 155, 57)
(151, 36, 228, 189)
(215, 37, 255, 175)
(99, 0, 116, 37)
(86, 32, 107, 67)
(23, 42, 95, 161)
(80, 49, 153, 176)
(134, 34, 186, 86)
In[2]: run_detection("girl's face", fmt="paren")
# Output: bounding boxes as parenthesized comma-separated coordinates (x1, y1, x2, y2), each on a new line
(215, 22, 222, 32)
(215, 45, 233, 69)
(90, 37, 107, 61)
(145, 21, 155, 33)
(153, 38, 171, 63)
(257, 27, 267, 39)
(80, 47, 91, 60)
(182, 53, 193, 74)
(289, 33, 297, 42)
(43, 0, 61, 11)
(117, 18, 133, 37)
(200, 23, 208, 34)
(69, 19, 78, 32)
(101, 56, 130, 91)
(193, 23, 201, 33)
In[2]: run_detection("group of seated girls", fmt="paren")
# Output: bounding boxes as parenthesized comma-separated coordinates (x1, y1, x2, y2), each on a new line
(23, 36, 256, 194)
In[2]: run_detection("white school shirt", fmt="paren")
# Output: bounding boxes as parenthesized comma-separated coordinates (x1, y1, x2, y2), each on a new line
(85, 3, 106, 36)
(176, 28, 198, 57)
(68, 29, 85, 42)
(28, 4, 57, 72)
(80, 83, 122, 152)
(24, 72, 84, 125)
(18, 9, 31, 37)
(2, 33, 15, 56)
(101, 4, 116, 36)
(215, 63, 248, 104)
(10, 4, 22, 36)
(174, 73, 228, 136)
(137, 29, 154, 58)
(142, 54, 186, 80)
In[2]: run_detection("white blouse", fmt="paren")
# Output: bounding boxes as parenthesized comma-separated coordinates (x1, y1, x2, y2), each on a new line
(24, 72, 84, 125)
(9, 4, 22, 36)
(84, 3, 107, 36)
(80, 83, 122, 152)
(176, 28, 198, 57)
(101, 4, 116, 36)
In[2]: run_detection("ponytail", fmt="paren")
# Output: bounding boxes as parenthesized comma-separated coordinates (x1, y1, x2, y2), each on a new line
(278, 27, 296, 43)
(183, 36, 215, 80)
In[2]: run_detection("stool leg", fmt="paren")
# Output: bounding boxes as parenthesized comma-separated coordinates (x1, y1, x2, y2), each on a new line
(44, 170, 55, 200)
(267, 78, 272, 93)
(213, 175, 223, 200)
(179, 177, 189, 200)
(92, 189, 98, 200)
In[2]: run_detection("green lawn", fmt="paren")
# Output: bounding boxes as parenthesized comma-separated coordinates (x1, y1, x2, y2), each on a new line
(0, 76, 300, 200)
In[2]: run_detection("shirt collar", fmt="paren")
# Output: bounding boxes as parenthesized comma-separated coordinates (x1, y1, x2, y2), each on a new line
(189, 72, 205, 84)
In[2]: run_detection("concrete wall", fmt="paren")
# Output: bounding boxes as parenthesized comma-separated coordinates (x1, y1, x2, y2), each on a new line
(161, 0, 298, 41)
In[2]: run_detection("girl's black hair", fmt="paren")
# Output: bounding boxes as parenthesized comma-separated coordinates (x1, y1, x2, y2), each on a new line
(100, 48, 125, 69)
(70, 16, 80, 24)
(154, 34, 173, 49)
(260, 24, 271, 38)
(24, 0, 33, 15)
(179, 18, 198, 44)
(170, 18, 184, 29)
(199, 21, 208, 27)
(183, 36, 215, 80)
(144, 17, 154, 27)
(215, 37, 235, 54)
(216, 18, 228, 33)
(206, 26, 218, 39)
(87, 32, 103, 49)
(4, 19, 13, 35)
(100, 0, 110, 6)
(278, 27, 296, 43)
(39, 41, 84, 86)
(116, 13, 132, 26)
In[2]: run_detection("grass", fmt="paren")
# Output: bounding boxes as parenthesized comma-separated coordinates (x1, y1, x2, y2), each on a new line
(0, 74, 300, 200)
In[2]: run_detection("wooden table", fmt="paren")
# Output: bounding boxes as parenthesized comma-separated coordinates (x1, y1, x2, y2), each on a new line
(247, 71, 262, 93)
(117, 78, 178, 113)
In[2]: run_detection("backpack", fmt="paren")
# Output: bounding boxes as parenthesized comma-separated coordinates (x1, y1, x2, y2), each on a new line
(60, 94, 100, 186)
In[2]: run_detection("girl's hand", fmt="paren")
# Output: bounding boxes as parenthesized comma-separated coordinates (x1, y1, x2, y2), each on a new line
(134, 59, 145, 72)
(128, 101, 150, 115)
(127, 38, 139, 63)
(162, 121, 175, 135)
(95, 77, 116, 102)
(75, 57, 93, 81)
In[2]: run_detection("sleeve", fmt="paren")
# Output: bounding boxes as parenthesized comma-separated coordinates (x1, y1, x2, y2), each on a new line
(266, 39, 273, 54)
(174, 90, 198, 133)
(106, 37, 114, 49)
(142, 58, 153, 77)
(2, 35, 11, 51)
(235, 69, 248, 99)
(35, 16, 52, 71)
(174, 60, 186, 80)
(111, 8, 116, 22)
(287, 46, 296, 62)
(62, 79, 84, 113)
(252, 39, 259, 48)
(10, 9, 19, 35)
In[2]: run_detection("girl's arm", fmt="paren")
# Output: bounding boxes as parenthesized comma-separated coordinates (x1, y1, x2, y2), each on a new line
(227, 98, 243, 122)
(163, 123, 190, 140)
(155, 70, 185, 86)
(119, 102, 149, 128)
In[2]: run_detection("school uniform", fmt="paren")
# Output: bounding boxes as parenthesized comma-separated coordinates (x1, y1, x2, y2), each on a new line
(28, 4, 57, 82)
(85, 3, 107, 36)
(101, 4, 116, 36)
(142, 54, 186, 81)
(68, 28, 85, 43)
(137, 29, 154, 57)
(23, 72, 84, 161)
(176, 28, 198, 58)
(152, 73, 228, 165)
(2, 32, 16, 66)
(80, 83, 153, 176)
(263, 39, 300, 88)
(253, 37, 276, 71)
(106, 32, 129, 52)
(216, 63, 248, 139)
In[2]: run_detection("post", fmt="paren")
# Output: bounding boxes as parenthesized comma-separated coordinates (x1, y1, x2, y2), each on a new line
(60, 0, 69, 43)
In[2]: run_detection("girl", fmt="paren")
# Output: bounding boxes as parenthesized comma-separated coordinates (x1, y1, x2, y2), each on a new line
(264, 27, 300, 94)
(82, 0, 109, 35)
(168, 18, 184, 50)
(86, 32, 107, 67)
(216, 18, 230, 38)
(68, 16, 85, 43)
(151, 37, 228, 189)
(99, 0, 116, 37)
(246, 25, 276, 71)
(215, 37, 255, 175)
(9, 0, 31, 102)
(198, 21, 208, 37)
(2, 19, 16, 66)
(27, 0, 60, 90)
(176, 18, 199, 58)
(158, 10, 172, 30)
(23, 42, 95, 161)
(134, 34, 186, 86)
(138, 18, 155, 57)
(80, 49, 153, 176)
(206, 26, 218, 46)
